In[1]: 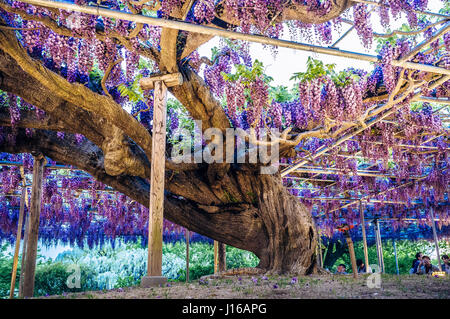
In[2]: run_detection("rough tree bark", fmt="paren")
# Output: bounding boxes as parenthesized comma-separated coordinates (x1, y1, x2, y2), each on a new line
(0, 129, 319, 274)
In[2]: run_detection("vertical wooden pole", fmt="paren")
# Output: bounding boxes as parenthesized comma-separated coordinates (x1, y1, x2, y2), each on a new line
(9, 186, 26, 299)
(359, 201, 369, 273)
(317, 228, 323, 268)
(218, 242, 226, 273)
(18, 190, 29, 298)
(213, 241, 219, 274)
(375, 219, 385, 273)
(393, 239, 399, 275)
(22, 154, 45, 297)
(185, 229, 190, 283)
(379, 224, 385, 273)
(429, 207, 442, 271)
(144, 80, 168, 286)
(344, 232, 358, 278)
(374, 219, 381, 272)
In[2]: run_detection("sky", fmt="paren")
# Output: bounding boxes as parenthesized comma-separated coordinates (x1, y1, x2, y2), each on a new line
(197, 0, 445, 88)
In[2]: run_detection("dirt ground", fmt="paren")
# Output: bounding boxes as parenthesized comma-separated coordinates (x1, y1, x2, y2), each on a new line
(42, 274, 450, 299)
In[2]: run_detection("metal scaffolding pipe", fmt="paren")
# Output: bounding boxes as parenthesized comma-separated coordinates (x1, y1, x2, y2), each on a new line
(13, 0, 450, 76)
(429, 207, 443, 271)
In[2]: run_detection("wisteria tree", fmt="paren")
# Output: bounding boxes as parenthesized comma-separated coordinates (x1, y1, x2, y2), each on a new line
(0, 0, 448, 274)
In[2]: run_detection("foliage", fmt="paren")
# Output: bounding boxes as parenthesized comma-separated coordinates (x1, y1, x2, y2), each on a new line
(0, 244, 14, 297)
(290, 57, 361, 87)
(33, 261, 98, 296)
(222, 60, 273, 85)
(0, 241, 259, 297)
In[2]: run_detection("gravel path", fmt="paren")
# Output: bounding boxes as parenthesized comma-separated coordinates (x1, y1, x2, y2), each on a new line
(42, 274, 450, 299)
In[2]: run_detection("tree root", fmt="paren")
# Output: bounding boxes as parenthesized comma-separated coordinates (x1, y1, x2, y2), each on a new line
(200, 267, 266, 280)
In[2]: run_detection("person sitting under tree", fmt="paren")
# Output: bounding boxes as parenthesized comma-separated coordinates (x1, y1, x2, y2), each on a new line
(416, 256, 439, 275)
(356, 259, 366, 273)
(335, 264, 348, 275)
(410, 252, 423, 274)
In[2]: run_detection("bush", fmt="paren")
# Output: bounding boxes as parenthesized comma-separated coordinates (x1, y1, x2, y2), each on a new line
(0, 245, 15, 298)
(0, 240, 260, 297)
(33, 261, 98, 296)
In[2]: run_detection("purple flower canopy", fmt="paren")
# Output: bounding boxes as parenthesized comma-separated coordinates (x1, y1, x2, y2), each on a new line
(0, 151, 447, 248)
(0, 153, 213, 248)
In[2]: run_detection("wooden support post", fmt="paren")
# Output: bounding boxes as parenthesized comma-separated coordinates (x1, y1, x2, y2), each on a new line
(359, 201, 370, 273)
(393, 239, 399, 275)
(378, 224, 385, 274)
(218, 242, 226, 273)
(22, 154, 45, 297)
(214, 241, 218, 274)
(317, 228, 323, 268)
(213, 241, 226, 273)
(344, 231, 358, 278)
(185, 229, 189, 283)
(18, 192, 29, 298)
(374, 219, 381, 272)
(429, 207, 442, 271)
(374, 219, 385, 273)
(140, 73, 182, 288)
(9, 185, 26, 299)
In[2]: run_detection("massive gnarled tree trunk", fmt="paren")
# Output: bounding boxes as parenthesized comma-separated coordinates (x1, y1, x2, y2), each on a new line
(0, 129, 319, 274)
(0, 0, 355, 274)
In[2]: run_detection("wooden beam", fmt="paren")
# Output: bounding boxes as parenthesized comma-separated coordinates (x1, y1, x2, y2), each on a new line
(140, 73, 183, 90)
(22, 154, 45, 297)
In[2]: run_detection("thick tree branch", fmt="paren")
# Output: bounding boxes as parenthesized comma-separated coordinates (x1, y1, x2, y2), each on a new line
(0, 0, 160, 61)
(0, 47, 154, 178)
(170, 64, 231, 132)
(0, 128, 265, 254)
(0, 25, 154, 158)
